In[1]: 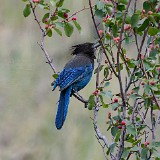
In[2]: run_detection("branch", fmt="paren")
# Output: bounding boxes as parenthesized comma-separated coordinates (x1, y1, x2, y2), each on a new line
(88, 0, 118, 78)
(30, 2, 57, 73)
(72, 91, 88, 108)
(68, 6, 92, 19)
(116, 0, 132, 159)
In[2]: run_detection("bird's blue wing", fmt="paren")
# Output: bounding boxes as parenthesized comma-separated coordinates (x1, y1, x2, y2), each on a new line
(53, 64, 93, 91)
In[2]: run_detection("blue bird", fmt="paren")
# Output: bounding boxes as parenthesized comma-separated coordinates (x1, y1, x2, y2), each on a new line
(53, 42, 99, 129)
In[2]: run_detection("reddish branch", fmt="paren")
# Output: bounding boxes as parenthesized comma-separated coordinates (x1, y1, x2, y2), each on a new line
(116, 0, 132, 159)
(89, 0, 118, 78)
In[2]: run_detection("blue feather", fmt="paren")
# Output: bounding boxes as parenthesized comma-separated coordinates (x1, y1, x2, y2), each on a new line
(53, 42, 96, 129)
(55, 86, 72, 129)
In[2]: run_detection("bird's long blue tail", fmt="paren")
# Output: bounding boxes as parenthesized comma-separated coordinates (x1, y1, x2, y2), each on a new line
(55, 86, 72, 129)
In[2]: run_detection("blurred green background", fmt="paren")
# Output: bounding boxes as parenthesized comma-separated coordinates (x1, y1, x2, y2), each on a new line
(0, 1, 156, 160)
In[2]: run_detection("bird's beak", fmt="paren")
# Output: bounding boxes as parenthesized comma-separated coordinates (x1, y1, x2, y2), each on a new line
(93, 42, 101, 49)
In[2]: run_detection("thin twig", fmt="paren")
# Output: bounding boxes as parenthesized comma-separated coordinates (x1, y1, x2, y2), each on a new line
(30, 2, 57, 73)
(89, 0, 118, 78)
(151, 106, 156, 140)
(150, 89, 160, 109)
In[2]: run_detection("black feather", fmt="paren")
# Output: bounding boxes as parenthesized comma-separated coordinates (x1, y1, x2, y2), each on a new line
(71, 42, 95, 58)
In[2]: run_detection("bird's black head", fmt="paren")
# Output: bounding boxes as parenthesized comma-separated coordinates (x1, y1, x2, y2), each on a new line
(71, 42, 97, 59)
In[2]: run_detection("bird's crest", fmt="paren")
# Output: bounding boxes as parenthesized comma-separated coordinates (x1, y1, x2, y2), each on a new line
(71, 42, 95, 55)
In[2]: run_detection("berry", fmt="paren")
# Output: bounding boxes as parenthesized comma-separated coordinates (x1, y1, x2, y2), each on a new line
(92, 89, 99, 95)
(72, 17, 77, 21)
(149, 44, 154, 51)
(45, 24, 50, 29)
(141, 82, 145, 85)
(108, 112, 111, 119)
(142, 9, 146, 14)
(33, 0, 40, 2)
(148, 11, 153, 15)
(63, 12, 68, 18)
(144, 141, 150, 146)
(98, 30, 103, 35)
(104, 0, 110, 3)
(141, 55, 145, 60)
(155, 44, 159, 49)
(45, 18, 49, 22)
(113, 37, 120, 43)
(106, 15, 111, 19)
(150, 81, 155, 85)
(127, 92, 131, 96)
(121, 121, 126, 125)
(124, 24, 131, 31)
(118, 126, 122, 129)
(113, 98, 118, 103)
(105, 59, 108, 64)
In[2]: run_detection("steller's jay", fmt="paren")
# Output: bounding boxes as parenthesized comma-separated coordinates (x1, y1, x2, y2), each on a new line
(53, 42, 99, 129)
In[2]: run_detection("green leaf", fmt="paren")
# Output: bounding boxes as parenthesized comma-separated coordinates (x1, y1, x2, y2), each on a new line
(102, 91, 113, 98)
(117, 4, 125, 11)
(138, 19, 149, 32)
(119, 0, 128, 4)
(88, 95, 95, 110)
(104, 67, 109, 78)
(64, 23, 74, 37)
(109, 143, 116, 153)
(73, 21, 81, 33)
(152, 142, 160, 147)
(22, 0, 28, 2)
(111, 126, 118, 137)
(42, 13, 50, 23)
(143, 1, 151, 12)
(94, 65, 104, 74)
(122, 148, 129, 159)
(144, 98, 151, 108)
(126, 124, 137, 136)
(125, 15, 131, 24)
(104, 82, 110, 87)
(115, 131, 121, 142)
(99, 95, 109, 108)
(96, 1, 104, 10)
(52, 73, 58, 79)
(23, 4, 31, 17)
(56, 0, 64, 7)
(111, 102, 118, 110)
(132, 86, 140, 93)
(55, 22, 64, 28)
(95, 9, 104, 18)
(148, 27, 159, 36)
(53, 27, 62, 36)
(126, 60, 135, 68)
(112, 24, 118, 37)
(141, 148, 148, 159)
(129, 93, 141, 100)
(47, 29, 52, 37)
(131, 146, 140, 151)
(130, 14, 139, 28)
